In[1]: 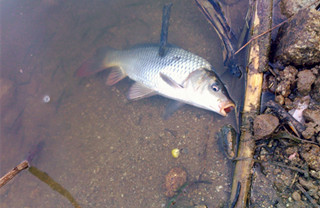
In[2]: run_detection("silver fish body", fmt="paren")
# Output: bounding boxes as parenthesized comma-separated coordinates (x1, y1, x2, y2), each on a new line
(76, 44, 234, 116)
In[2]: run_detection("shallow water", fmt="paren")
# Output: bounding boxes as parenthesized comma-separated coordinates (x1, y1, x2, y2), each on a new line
(0, 0, 248, 207)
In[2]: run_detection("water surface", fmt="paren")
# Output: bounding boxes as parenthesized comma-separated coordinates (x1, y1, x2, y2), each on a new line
(0, 0, 248, 207)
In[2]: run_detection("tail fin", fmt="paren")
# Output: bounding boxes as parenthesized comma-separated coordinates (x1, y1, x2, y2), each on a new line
(75, 47, 116, 77)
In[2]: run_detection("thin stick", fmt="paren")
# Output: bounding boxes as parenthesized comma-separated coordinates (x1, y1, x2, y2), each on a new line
(265, 100, 306, 135)
(234, 19, 288, 55)
(229, 0, 271, 206)
(0, 160, 29, 188)
(296, 183, 320, 208)
(0, 141, 44, 188)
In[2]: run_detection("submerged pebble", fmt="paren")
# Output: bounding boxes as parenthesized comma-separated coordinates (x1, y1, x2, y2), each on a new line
(171, 148, 180, 158)
(164, 167, 187, 197)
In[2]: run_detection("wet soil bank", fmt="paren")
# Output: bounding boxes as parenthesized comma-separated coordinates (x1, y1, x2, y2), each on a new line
(250, 1, 320, 207)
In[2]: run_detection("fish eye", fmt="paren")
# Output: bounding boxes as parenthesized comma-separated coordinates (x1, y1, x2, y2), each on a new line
(211, 83, 220, 92)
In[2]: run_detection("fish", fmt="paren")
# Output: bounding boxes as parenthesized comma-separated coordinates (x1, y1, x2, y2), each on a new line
(75, 44, 235, 116)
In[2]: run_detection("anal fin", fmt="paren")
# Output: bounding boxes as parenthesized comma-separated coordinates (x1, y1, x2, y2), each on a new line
(106, 67, 126, 86)
(127, 83, 156, 100)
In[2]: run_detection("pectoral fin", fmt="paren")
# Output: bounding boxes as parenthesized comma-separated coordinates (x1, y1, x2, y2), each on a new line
(127, 83, 156, 100)
(160, 73, 184, 88)
(163, 101, 185, 120)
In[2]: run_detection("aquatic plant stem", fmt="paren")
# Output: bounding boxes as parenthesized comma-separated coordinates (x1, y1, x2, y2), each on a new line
(229, 0, 273, 207)
(159, 3, 173, 57)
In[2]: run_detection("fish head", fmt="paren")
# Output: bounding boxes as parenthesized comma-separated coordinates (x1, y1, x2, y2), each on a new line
(184, 68, 235, 116)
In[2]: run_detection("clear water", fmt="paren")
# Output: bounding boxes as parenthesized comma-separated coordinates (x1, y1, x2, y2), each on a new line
(0, 0, 248, 207)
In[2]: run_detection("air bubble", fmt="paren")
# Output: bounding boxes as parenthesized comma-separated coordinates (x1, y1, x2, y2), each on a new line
(42, 95, 50, 103)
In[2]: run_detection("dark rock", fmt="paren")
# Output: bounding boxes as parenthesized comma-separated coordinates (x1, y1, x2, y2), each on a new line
(274, 8, 320, 67)
(280, 0, 319, 18)
(254, 114, 279, 139)
(297, 70, 316, 95)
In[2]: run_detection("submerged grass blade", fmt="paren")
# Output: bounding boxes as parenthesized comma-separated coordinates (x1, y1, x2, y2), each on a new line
(28, 166, 81, 208)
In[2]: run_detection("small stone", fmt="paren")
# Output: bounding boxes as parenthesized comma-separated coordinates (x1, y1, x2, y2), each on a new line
(171, 148, 180, 158)
(303, 109, 320, 127)
(311, 66, 319, 75)
(292, 191, 301, 201)
(302, 126, 315, 140)
(310, 170, 320, 180)
(281, 66, 298, 83)
(254, 114, 279, 139)
(194, 205, 207, 208)
(165, 167, 187, 197)
(275, 95, 285, 105)
(297, 70, 316, 95)
(259, 147, 269, 161)
(284, 98, 293, 110)
(275, 80, 291, 97)
(300, 145, 320, 171)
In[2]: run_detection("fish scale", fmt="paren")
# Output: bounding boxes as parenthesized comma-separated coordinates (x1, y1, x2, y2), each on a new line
(112, 45, 211, 89)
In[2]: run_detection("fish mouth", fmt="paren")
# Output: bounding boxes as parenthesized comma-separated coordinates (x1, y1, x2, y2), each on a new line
(219, 102, 235, 116)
